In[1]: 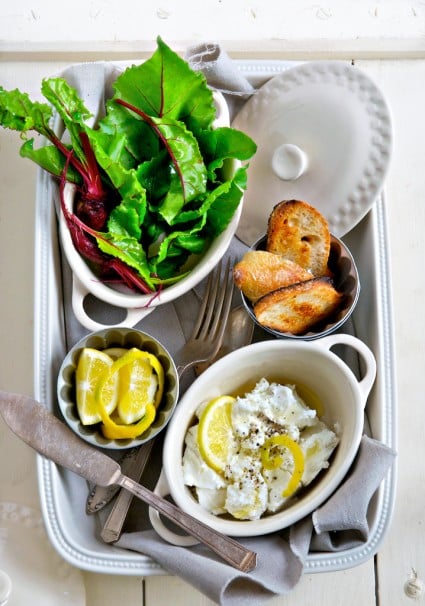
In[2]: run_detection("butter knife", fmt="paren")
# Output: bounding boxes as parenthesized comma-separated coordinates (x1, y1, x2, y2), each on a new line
(0, 391, 256, 572)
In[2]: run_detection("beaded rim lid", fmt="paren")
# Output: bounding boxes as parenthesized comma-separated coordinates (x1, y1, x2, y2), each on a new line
(233, 61, 392, 245)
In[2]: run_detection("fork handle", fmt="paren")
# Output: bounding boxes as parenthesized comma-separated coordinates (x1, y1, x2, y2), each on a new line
(100, 363, 200, 542)
(101, 439, 155, 543)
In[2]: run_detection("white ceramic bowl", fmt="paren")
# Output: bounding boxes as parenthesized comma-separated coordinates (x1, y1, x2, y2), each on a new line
(59, 92, 241, 331)
(149, 333, 376, 542)
(57, 327, 179, 450)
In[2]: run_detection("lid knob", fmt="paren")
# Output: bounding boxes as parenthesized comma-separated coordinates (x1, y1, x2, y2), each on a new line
(272, 144, 308, 181)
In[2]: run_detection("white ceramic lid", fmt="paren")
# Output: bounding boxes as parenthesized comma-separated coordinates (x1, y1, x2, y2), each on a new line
(232, 61, 392, 245)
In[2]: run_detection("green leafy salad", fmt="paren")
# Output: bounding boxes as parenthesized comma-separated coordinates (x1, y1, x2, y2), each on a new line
(0, 37, 256, 294)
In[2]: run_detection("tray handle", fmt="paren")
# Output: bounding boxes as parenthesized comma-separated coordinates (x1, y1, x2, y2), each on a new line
(71, 275, 154, 332)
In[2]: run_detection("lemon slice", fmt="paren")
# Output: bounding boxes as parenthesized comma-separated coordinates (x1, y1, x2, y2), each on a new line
(197, 395, 236, 473)
(95, 348, 163, 439)
(117, 353, 159, 424)
(261, 434, 305, 497)
(75, 348, 118, 425)
(99, 348, 162, 425)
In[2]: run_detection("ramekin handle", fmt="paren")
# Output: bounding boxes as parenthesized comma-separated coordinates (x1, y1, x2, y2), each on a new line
(149, 469, 200, 547)
(71, 275, 154, 332)
(316, 333, 377, 406)
(212, 91, 230, 127)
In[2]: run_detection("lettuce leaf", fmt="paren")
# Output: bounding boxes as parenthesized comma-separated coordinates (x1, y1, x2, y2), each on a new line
(198, 126, 257, 178)
(0, 36, 257, 291)
(111, 37, 216, 133)
(0, 86, 53, 134)
(41, 78, 92, 165)
(20, 139, 81, 184)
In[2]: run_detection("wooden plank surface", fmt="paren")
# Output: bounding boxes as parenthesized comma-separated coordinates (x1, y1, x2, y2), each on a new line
(145, 561, 376, 605)
(1, 0, 424, 57)
(357, 58, 425, 606)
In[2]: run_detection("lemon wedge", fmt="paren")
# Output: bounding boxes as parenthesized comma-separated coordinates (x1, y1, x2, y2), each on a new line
(102, 346, 157, 425)
(116, 350, 160, 424)
(95, 348, 163, 440)
(197, 395, 236, 474)
(75, 348, 118, 425)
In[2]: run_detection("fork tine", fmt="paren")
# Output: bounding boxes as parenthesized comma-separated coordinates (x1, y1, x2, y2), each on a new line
(197, 260, 223, 340)
(199, 257, 233, 342)
(190, 260, 222, 339)
(198, 260, 225, 340)
(207, 257, 235, 348)
(175, 257, 235, 378)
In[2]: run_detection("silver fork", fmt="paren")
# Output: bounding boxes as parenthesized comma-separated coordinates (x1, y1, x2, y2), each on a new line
(175, 258, 235, 378)
(100, 258, 235, 543)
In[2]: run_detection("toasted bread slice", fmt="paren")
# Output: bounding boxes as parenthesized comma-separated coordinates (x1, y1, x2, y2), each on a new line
(266, 200, 331, 276)
(253, 277, 343, 335)
(233, 250, 313, 302)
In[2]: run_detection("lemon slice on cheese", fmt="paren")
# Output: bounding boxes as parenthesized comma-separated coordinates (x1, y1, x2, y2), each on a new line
(197, 395, 236, 473)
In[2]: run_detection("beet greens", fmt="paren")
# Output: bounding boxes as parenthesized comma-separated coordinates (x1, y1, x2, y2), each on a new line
(0, 37, 257, 292)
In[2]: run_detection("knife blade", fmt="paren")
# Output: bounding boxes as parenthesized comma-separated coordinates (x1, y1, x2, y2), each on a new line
(0, 391, 256, 572)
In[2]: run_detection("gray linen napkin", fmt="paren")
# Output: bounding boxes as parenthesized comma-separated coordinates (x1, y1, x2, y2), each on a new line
(117, 522, 311, 606)
(113, 435, 395, 605)
(311, 434, 396, 551)
(185, 42, 255, 96)
(184, 42, 255, 119)
(55, 52, 397, 605)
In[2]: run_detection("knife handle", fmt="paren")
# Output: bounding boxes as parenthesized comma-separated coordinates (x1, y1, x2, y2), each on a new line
(116, 474, 257, 573)
(101, 439, 155, 543)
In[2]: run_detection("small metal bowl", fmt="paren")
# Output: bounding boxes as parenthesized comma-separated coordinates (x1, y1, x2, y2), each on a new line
(57, 327, 179, 449)
(241, 234, 360, 341)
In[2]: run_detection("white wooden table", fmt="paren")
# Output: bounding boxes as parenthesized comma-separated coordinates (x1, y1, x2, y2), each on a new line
(1, 2, 424, 604)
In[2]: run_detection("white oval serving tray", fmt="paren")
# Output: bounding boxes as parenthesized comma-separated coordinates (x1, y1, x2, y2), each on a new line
(33, 60, 397, 576)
